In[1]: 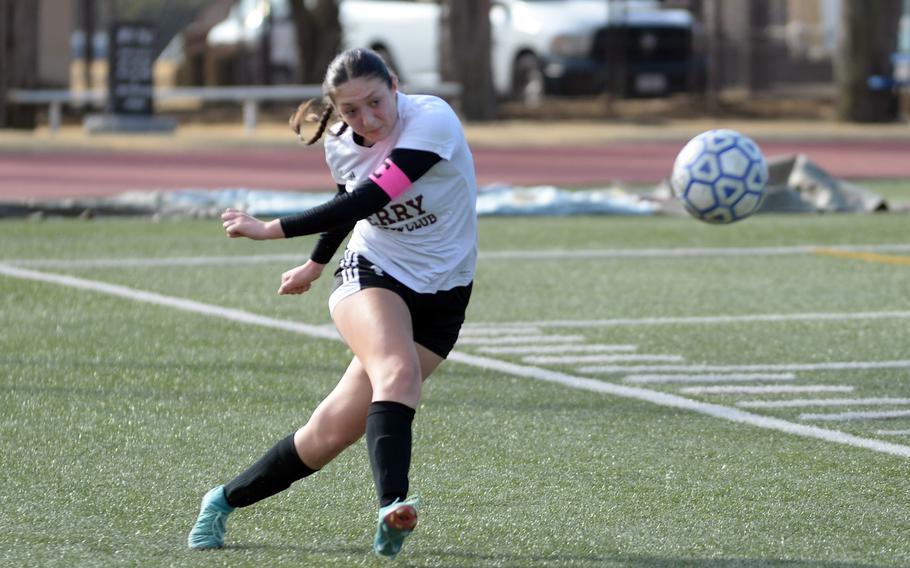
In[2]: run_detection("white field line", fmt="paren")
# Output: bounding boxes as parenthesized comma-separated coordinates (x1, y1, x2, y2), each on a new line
(681, 385, 855, 395)
(455, 335, 586, 346)
(580, 361, 910, 374)
(877, 430, 910, 436)
(738, 398, 910, 409)
(477, 243, 910, 261)
(625, 373, 796, 385)
(8, 243, 910, 269)
(478, 344, 638, 355)
(476, 311, 910, 328)
(801, 410, 910, 422)
(458, 326, 542, 337)
(5, 254, 306, 269)
(524, 354, 684, 365)
(4, 263, 910, 459)
(0, 264, 340, 341)
(447, 352, 910, 459)
(8, 255, 910, 330)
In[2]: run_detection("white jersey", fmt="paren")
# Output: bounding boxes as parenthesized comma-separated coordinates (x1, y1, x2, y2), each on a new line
(323, 92, 477, 294)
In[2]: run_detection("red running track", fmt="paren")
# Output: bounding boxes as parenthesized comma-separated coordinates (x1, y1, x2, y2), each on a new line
(1, 139, 909, 200)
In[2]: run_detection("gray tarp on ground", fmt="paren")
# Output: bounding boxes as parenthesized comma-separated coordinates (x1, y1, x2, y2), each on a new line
(650, 153, 888, 216)
(0, 154, 888, 219)
(763, 153, 887, 213)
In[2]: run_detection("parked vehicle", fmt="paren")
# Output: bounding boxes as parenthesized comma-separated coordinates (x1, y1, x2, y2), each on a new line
(340, 0, 442, 88)
(341, 0, 698, 102)
(206, 0, 700, 103)
(488, 0, 699, 102)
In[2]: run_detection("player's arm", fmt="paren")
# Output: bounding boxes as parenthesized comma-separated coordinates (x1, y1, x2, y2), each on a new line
(307, 185, 356, 264)
(275, 198, 353, 295)
(221, 148, 441, 240)
(277, 148, 441, 238)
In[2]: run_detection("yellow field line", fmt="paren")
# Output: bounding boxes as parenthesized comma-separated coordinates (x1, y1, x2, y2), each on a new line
(813, 247, 910, 267)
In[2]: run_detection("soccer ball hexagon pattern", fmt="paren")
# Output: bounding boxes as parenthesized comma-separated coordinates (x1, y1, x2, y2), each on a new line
(670, 129, 769, 224)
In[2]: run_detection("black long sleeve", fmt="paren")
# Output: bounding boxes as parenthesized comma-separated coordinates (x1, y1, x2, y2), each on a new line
(279, 182, 390, 239)
(308, 185, 356, 264)
(279, 148, 442, 241)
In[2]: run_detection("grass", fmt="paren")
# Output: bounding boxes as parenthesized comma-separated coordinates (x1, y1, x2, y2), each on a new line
(2, 206, 910, 567)
(865, 179, 910, 206)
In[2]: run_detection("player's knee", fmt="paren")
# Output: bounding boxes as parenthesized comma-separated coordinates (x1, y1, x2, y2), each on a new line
(321, 428, 363, 454)
(302, 409, 365, 456)
(372, 359, 421, 399)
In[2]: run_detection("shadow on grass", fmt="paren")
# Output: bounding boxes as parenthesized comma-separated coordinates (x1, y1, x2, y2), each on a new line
(218, 542, 365, 555)
(412, 549, 891, 568)
(202, 543, 891, 568)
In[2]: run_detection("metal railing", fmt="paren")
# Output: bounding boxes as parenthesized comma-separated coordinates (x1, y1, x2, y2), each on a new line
(6, 82, 461, 134)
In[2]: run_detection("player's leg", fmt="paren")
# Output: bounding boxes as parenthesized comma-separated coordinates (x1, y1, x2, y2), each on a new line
(367, 346, 441, 558)
(188, 345, 442, 550)
(187, 359, 368, 550)
(332, 287, 423, 500)
(295, 347, 443, 469)
(290, 357, 371, 468)
(187, 437, 319, 549)
(331, 287, 434, 558)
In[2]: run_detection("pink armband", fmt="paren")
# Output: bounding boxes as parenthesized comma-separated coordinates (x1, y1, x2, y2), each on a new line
(369, 158, 412, 199)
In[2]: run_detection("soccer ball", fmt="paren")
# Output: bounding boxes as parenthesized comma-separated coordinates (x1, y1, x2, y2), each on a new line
(670, 129, 769, 224)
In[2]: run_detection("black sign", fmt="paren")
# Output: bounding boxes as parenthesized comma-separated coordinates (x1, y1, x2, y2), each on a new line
(108, 22, 156, 115)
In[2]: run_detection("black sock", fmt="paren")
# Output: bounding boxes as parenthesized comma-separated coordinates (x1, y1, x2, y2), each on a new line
(366, 401, 416, 507)
(223, 434, 317, 508)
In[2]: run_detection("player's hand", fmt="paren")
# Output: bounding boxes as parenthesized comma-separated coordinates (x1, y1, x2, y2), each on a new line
(278, 261, 325, 295)
(221, 208, 282, 240)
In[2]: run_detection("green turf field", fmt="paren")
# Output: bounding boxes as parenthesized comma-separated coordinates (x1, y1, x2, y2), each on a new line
(2, 205, 910, 567)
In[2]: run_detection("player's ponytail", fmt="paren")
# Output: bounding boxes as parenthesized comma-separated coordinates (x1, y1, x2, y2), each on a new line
(289, 99, 343, 146)
(291, 48, 393, 145)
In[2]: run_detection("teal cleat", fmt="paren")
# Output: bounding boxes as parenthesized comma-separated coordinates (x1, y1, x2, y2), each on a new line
(188, 485, 235, 550)
(373, 495, 421, 559)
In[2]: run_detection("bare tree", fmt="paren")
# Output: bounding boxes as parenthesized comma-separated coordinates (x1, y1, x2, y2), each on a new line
(78, 0, 97, 91)
(444, 0, 497, 121)
(700, 0, 721, 108)
(0, 0, 39, 128)
(836, 0, 902, 122)
(0, 0, 7, 127)
(289, 0, 341, 85)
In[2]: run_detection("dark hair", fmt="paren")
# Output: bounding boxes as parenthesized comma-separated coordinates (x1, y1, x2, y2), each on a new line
(291, 48, 394, 145)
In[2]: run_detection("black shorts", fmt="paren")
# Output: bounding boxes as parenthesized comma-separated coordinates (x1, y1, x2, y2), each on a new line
(328, 251, 472, 359)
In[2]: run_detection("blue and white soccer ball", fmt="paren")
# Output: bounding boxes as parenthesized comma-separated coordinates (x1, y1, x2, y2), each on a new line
(670, 129, 769, 224)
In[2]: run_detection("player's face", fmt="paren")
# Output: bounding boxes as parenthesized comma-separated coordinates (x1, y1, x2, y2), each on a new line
(333, 75, 399, 146)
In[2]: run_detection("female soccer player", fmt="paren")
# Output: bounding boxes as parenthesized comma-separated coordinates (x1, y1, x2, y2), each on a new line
(187, 47, 477, 559)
